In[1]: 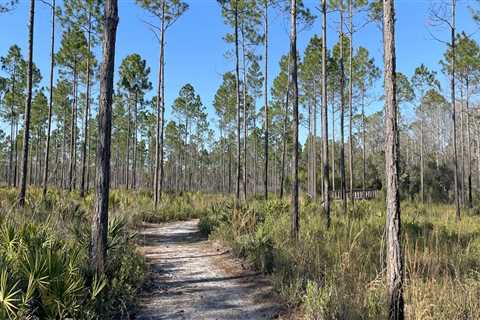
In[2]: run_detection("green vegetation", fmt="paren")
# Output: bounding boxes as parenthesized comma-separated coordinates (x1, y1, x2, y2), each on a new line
(1, 186, 480, 319)
(200, 197, 480, 319)
(0, 189, 226, 319)
(132, 192, 217, 224)
(0, 188, 144, 319)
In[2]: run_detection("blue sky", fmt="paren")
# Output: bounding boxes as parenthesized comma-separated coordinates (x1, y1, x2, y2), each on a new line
(0, 0, 477, 140)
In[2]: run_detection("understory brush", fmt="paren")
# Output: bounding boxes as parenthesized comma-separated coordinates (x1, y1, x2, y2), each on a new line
(0, 187, 145, 319)
(131, 192, 220, 224)
(200, 197, 480, 319)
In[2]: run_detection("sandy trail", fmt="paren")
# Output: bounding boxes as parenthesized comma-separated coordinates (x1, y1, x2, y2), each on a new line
(135, 220, 282, 320)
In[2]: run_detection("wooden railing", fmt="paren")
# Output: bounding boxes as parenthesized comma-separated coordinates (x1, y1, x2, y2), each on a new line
(330, 188, 379, 200)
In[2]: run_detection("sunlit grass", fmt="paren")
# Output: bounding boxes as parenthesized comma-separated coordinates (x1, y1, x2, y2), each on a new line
(0, 187, 145, 319)
(2, 186, 478, 319)
(200, 196, 480, 319)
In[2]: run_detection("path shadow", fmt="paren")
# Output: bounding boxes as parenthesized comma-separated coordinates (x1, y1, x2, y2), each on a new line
(139, 229, 206, 246)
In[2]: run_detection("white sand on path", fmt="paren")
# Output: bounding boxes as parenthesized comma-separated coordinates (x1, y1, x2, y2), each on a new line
(135, 220, 283, 320)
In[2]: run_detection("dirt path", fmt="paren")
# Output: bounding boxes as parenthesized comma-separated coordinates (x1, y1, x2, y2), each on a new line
(135, 220, 282, 320)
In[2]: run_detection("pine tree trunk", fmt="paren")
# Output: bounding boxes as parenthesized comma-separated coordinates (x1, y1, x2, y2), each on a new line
(322, 0, 330, 226)
(28, 140, 33, 185)
(80, 11, 92, 198)
(280, 55, 291, 199)
(339, 4, 347, 214)
(263, 1, 269, 200)
(228, 143, 232, 194)
(86, 115, 92, 190)
(348, 0, 354, 207)
(242, 25, 248, 200)
(159, 24, 166, 200)
(313, 85, 317, 200)
(451, 0, 460, 220)
(154, 67, 161, 206)
(53, 140, 59, 186)
(61, 122, 66, 188)
(133, 93, 138, 189)
(14, 119, 18, 187)
(234, 0, 241, 204)
(126, 101, 131, 189)
(221, 124, 225, 193)
(43, 0, 55, 197)
(420, 116, 424, 203)
(476, 122, 480, 192)
(19, 0, 35, 206)
(362, 87, 366, 192)
(68, 61, 77, 192)
(91, 0, 118, 274)
(466, 78, 472, 208)
(8, 93, 14, 187)
(154, 2, 165, 208)
(460, 90, 465, 206)
(306, 101, 313, 199)
(253, 112, 257, 196)
(332, 94, 336, 192)
(290, 0, 299, 239)
(383, 0, 404, 317)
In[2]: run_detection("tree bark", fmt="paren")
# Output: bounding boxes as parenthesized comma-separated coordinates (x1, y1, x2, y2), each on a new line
(68, 61, 77, 192)
(263, 1, 269, 200)
(339, 4, 347, 214)
(91, 0, 118, 274)
(228, 143, 232, 194)
(280, 54, 291, 199)
(159, 64, 168, 197)
(308, 101, 312, 197)
(234, 0, 241, 204)
(253, 108, 257, 195)
(8, 69, 16, 187)
(133, 93, 138, 189)
(80, 10, 93, 198)
(451, 0, 460, 220)
(332, 93, 335, 192)
(221, 124, 225, 193)
(154, 1, 166, 208)
(460, 89, 465, 206)
(126, 100, 131, 189)
(420, 114, 424, 203)
(43, 0, 55, 197)
(383, 0, 404, 318)
(86, 113, 92, 190)
(19, 0, 35, 206)
(362, 87, 366, 192)
(466, 78, 472, 208)
(313, 85, 317, 200)
(241, 23, 248, 200)
(290, 0, 299, 239)
(14, 118, 18, 187)
(348, 0, 354, 207)
(322, 0, 330, 226)
(475, 121, 480, 192)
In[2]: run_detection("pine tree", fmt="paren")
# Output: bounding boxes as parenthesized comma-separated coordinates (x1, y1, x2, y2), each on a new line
(136, 0, 188, 206)
(91, 0, 118, 275)
(383, 0, 404, 317)
(18, 0, 36, 206)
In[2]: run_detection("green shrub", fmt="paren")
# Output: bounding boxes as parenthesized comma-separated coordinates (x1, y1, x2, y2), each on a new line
(0, 187, 145, 319)
(303, 280, 337, 320)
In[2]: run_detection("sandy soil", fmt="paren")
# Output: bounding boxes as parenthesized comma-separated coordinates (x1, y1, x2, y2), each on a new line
(135, 220, 283, 320)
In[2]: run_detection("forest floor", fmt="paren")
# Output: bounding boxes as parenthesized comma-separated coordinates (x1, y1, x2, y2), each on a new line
(135, 220, 284, 320)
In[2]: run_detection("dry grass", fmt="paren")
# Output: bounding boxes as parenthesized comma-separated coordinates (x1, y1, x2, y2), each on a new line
(200, 197, 480, 319)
